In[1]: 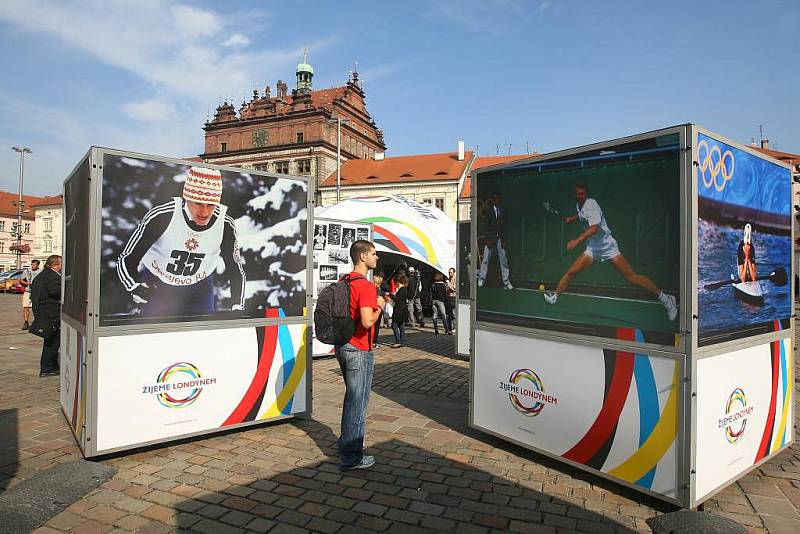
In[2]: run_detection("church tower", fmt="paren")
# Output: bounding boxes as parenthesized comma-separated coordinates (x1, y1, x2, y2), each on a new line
(296, 52, 313, 95)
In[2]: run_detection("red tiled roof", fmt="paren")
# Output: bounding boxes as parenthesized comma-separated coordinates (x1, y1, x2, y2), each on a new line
(320, 151, 474, 187)
(30, 195, 63, 208)
(460, 154, 534, 199)
(0, 191, 48, 218)
(754, 146, 800, 166)
(287, 87, 348, 111)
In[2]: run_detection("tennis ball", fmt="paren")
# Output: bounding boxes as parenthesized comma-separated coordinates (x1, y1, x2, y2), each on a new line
(538, 284, 545, 290)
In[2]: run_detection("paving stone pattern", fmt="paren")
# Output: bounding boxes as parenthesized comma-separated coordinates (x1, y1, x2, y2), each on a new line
(0, 294, 798, 533)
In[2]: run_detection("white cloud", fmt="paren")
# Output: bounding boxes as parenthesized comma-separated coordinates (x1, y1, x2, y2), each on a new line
(224, 33, 251, 48)
(171, 5, 221, 39)
(0, 1, 327, 103)
(123, 99, 176, 122)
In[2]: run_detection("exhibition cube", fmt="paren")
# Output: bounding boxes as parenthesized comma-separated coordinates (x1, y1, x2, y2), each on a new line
(60, 148, 313, 457)
(470, 124, 794, 507)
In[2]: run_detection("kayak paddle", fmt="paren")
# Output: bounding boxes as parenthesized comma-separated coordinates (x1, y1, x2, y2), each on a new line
(703, 267, 788, 290)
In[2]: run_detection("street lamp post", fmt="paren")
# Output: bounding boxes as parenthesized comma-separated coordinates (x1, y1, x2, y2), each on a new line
(11, 146, 32, 269)
(328, 117, 350, 203)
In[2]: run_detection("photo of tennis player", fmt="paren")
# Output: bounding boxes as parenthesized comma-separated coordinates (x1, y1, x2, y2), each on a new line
(313, 224, 327, 251)
(543, 182, 677, 321)
(99, 155, 308, 325)
(476, 135, 681, 341)
(697, 133, 791, 345)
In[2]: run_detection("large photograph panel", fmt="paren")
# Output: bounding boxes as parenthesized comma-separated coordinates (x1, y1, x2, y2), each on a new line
(100, 155, 307, 325)
(696, 133, 792, 345)
(62, 158, 90, 323)
(476, 137, 681, 342)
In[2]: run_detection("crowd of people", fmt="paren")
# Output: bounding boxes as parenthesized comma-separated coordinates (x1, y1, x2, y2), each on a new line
(371, 263, 456, 348)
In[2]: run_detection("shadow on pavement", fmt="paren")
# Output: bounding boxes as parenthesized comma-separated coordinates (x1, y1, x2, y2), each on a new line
(372, 358, 677, 519)
(0, 409, 17, 495)
(173, 420, 644, 533)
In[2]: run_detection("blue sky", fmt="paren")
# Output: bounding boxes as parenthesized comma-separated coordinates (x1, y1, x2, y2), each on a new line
(0, 0, 798, 195)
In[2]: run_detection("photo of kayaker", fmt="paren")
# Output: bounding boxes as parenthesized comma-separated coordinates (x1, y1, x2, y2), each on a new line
(697, 133, 792, 346)
(737, 223, 757, 283)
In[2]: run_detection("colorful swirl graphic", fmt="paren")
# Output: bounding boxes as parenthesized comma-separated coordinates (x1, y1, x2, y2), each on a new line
(725, 388, 748, 444)
(508, 368, 546, 416)
(156, 362, 203, 408)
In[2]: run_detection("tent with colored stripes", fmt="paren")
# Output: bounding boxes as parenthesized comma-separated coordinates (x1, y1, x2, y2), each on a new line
(315, 195, 456, 274)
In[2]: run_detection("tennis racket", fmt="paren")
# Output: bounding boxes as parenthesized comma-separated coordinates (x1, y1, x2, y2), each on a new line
(542, 201, 560, 217)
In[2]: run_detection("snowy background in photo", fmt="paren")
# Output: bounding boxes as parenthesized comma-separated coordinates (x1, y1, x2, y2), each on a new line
(99, 155, 307, 323)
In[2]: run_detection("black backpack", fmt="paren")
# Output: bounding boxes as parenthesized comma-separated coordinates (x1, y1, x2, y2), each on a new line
(314, 274, 365, 346)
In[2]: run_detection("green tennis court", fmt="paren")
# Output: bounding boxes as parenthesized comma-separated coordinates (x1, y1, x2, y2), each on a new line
(478, 287, 677, 333)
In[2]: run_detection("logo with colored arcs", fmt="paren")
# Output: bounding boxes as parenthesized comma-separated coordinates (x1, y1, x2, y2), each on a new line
(156, 362, 204, 408)
(507, 368, 548, 417)
(698, 139, 735, 192)
(724, 388, 750, 444)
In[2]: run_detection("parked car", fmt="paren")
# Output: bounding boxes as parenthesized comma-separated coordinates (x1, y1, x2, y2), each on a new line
(1, 270, 24, 293)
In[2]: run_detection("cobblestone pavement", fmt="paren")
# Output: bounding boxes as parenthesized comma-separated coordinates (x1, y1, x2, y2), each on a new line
(0, 294, 798, 533)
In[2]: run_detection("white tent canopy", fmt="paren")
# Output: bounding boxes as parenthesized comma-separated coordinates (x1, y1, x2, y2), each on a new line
(315, 195, 456, 274)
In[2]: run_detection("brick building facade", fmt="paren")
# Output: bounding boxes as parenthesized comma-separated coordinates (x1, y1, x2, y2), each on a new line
(200, 58, 386, 190)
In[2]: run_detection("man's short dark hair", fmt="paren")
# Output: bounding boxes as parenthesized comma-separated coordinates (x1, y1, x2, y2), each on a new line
(575, 182, 589, 192)
(31, 259, 40, 265)
(349, 239, 374, 265)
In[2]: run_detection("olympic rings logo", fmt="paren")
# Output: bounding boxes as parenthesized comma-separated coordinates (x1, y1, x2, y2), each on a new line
(698, 139, 735, 192)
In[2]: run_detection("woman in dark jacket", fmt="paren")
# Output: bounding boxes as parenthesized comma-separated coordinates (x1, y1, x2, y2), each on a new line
(31, 254, 62, 376)
(430, 272, 452, 335)
(390, 274, 409, 348)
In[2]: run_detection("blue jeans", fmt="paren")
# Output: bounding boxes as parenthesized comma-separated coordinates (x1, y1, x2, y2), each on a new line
(336, 343, 374, 469)
(432, 300, 451, 333)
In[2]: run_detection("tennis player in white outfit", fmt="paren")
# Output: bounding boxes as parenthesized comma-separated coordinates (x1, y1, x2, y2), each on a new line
(544, 183, 677, 321)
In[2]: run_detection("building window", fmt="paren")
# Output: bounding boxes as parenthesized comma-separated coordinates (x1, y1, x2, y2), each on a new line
(298, 159, 311, 174)
(10, 222, 17, 236)
(0, 221, 4, 231)
(44, 218, 53, 232)
(254, 163, 270, 172)
(276, 161, 290, 174)
(220, 142, 227, 153)
(296, 132, 304, 144)
(0, 242, 4, 253)
(435, 198, 445, 212)
(421, 198, 432, 205)
(44, 238, 52, 253)
(24, 222, 30, 234)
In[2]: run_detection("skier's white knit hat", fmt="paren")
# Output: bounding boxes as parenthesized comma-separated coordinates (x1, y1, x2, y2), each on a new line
(183, 166, 223, 204)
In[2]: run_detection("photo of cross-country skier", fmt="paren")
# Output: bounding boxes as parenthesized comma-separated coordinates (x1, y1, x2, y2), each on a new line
(99, 155, 307, 326)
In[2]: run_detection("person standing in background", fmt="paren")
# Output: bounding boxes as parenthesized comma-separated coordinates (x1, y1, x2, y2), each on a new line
(21, 259, 41, 330)
(31, 255, 62, 377)
(390, 274, 409, 348)
(431, 272, 452, 335)
(445, 267, 456, 329)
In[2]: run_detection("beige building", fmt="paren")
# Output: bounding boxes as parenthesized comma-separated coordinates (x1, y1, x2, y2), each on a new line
(32, 195, 63, 261)
(318, 143, 473, 221)
(0, 190, 39, 271)
(317, 148, 537, 222)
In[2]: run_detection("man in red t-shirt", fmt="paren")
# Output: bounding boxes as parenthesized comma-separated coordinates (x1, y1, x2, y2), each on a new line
(336, 240, 385, 471)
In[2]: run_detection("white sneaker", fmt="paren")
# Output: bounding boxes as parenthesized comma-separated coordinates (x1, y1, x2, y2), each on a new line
(477, 278, 485, 287)
(663, 294, 677, 321)
(504, 282, 514, 289)
(544, 292, 558, 305)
